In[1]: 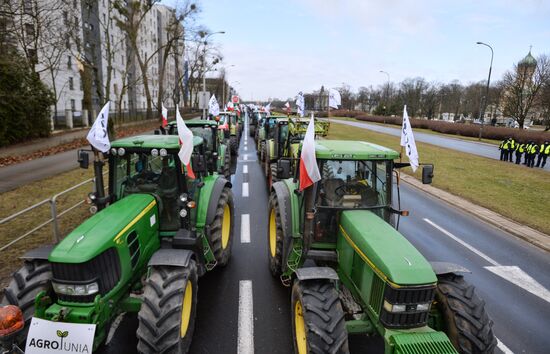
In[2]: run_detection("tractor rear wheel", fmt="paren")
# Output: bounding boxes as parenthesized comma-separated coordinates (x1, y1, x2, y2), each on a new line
(137, 262, 198, 354)
(249, 125, 255, 137)
(1, 260, 53, 343)
(230, 136, 238, 155)
(269, 163, 278, 189)
(207, 187, 234, 266)
(433, 274, 497, 354)
(258, 141, 265, 162)
(267, 194, 284, 277)
(223, 148, 231, 179)
(291, 280, 349, 354)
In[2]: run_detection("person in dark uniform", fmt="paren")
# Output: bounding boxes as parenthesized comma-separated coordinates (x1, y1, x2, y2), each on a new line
(528, 142, 539, 168)
(536, 141, 549, 168)
(499, 138, 506, 161)
(515, 141, 524, 164)
(524, 141, 532, 165)
(508, 137, 516, 162)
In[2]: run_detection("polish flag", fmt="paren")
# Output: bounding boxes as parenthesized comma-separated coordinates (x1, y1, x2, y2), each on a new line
(176, 105, 195, 179)
(161, 104, 168, 127)
(299, 116, 321, 191)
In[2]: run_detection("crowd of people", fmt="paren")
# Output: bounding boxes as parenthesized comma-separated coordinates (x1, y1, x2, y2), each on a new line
(499, 137, 550, 168)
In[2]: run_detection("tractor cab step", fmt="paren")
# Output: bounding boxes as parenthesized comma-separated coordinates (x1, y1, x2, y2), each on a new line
(306, 249, 338, 263)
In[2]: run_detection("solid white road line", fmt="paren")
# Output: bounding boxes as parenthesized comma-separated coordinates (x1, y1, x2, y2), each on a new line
(244, 155, 248, 161)
(241, 214, 250, 243)
(237, 280, 254, 354)
(485, 265, 550, 304)
(423, 218, 499, 266)
(243, 165, 248, 174)
(242, 182, 249, 197)
(244, 146, 248, 151)
(496, 338, 514, 354)
(423, 218, 550, 305)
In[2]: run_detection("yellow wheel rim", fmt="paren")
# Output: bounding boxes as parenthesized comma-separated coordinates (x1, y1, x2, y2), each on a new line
(222, 204, 231, 249)
(269, 208, 277, 257)
(294, 300, 307, 354)
(180, 281, 193, 338)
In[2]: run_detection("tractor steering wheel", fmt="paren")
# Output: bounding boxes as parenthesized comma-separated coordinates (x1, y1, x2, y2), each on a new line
(334, 181, 369, 198)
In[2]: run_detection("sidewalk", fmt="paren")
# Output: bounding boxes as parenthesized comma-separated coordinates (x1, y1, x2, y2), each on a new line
(401, 174, 550, 253)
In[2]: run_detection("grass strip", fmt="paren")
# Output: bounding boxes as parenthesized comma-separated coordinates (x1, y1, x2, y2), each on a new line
(327, 123, 550, 235)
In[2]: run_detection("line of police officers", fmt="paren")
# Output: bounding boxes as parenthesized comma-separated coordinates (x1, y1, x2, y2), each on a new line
(499, 137, 550, 168)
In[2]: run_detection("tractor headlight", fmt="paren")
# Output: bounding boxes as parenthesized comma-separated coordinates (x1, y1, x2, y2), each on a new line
(179, 209, 188, 218)
(179, 193, 188, 203)
(383, 300, 431, 313)
(52, 281, 99, 296)
(160, 148, 168, 157)
(151, 149, 159, 157)
(110, 148, 117, 155)
(117, 148, 125, 156)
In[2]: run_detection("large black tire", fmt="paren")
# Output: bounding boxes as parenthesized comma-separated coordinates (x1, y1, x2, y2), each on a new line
(269, 163, 279, 188)
(249, 125, 255, 137)
(1, 260, 53, 343)
(267, 193, 284, 277)
(230, 136, 239, 155)
(433, 274, 497, 354)
(291, 280, 349, 354)
(258, 141, 265, 162)
(206, 187, 234, 266)
(222, 148, 231, 179)
(137, 262, 198, 354)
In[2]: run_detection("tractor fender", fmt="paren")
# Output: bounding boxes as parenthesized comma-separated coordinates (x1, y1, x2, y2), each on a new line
(430, 261, 471, 275)
(272, 181, 293, 268)
(206, 177, 232, 225)
(295, 267, 339, 281)
(21, 245, 54, 260)
(148, 249, 194, 267)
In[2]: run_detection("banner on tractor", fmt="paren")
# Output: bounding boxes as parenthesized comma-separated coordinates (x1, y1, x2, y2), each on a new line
(176, 105, 195, 179)
(86, 101, 110, 152)
(328, 88, 341, 109)
(400, 105, 419, 172)
(296, 92, 305, 117)
(299, 116, 321, 190)
(161, 104, 168, 127)
(26, 317, 95, 354)
(209, 95, 220, 116)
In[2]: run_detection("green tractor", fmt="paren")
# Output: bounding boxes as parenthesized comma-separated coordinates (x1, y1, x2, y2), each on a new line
(256, 115, 287, 167)
(164, 118, 233, 179)
(219, 111, 241, 155)
(0, 135, 234, 353)
(250, 111, 267, 139)
(267, 140, 496, 354)
(263, 117, 329, 188)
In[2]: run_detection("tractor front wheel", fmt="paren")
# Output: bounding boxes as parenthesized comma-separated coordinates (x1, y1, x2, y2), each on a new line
(269, 163, 278, 188)
(207, 187, 235, 266)
(433, 274, 497, 354)
(230, 136, 239, 155)
(258, 141, 265, 162)
(223, 148, 231, 179)
(1, 260, 53, 344)
(267, 194, 284, 277)
(137, 262, 198, 354)
(291, 280, 349, 354)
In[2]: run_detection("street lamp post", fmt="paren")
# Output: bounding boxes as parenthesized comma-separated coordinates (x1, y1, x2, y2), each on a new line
(200, 31, 225, 119)
(476, 41, 493, 140)
(379, 70, 390, 120)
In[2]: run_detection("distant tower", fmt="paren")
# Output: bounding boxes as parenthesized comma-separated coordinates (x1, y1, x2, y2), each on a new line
(518, 46, 537, 79)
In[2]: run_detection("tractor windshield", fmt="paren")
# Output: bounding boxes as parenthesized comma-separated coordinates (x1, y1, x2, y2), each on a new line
(317, 159, 391, 209)
(112, 152, 181, 230)
(190, 127, 214, 151)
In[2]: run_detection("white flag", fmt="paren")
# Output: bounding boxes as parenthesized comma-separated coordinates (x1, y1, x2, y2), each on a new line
(87, 102, 110, 152)
(284, 102, 290, 108)
(264, 102, 271, 116)
(299, 115, 321, 190)
(161, 104, 168, 127)
(328, 88, 341, 109)
(209, 95, 220, 116)
(400, 105, 419, 172)
(296, 92, 305, 117)
(176, 105, 195, 178)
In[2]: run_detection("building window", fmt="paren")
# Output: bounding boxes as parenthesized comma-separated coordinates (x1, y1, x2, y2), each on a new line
(23, 0, 33, 14)
(73, 0, 77, 9)
(28, 49, 37, 64)
(103, 14, 106, 24)
(70, 99, 75, 111)
(80, 78, 83, 91)
(114, 84, 118, 95)
(67, 55, 72, 69)
(69, 77, 74, 90)
(65, 34, 71, 49)
(63, 11, 68, 25)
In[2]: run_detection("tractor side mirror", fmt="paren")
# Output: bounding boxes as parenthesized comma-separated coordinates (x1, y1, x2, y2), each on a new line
(277, 159, 291, 179)
(422, 164, 434, 184)
(78, 150, 89, 169)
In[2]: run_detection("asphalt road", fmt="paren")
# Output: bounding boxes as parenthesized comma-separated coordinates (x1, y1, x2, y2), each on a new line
(326, 119, 550, 171)
(101, 116, 549, 353)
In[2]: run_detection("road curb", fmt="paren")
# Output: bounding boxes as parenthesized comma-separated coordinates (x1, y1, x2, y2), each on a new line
(400, 174, 550, 253)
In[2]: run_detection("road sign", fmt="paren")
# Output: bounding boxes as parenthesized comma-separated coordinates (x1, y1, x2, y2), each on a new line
(232, 95, 240, 104)
(198, 91, 211, 109)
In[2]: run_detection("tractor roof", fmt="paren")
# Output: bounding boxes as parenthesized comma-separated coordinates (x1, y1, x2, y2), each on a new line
(111, 134, 203, 149)
(185, 118, 218, 127)
(315, 140, 399, 160)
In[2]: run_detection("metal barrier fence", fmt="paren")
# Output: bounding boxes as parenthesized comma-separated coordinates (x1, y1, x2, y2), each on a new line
(0, 175, 103, 253)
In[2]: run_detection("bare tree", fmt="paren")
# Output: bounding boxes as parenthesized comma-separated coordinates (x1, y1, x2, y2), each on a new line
(501, 54, 550, 128)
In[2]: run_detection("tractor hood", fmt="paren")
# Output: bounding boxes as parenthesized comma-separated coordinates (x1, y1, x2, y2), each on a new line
(49, 194, 157, 263)
(338, 210, 437, 286)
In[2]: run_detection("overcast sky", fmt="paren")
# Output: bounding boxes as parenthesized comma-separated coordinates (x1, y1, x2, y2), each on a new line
(162, 0, 550, 101)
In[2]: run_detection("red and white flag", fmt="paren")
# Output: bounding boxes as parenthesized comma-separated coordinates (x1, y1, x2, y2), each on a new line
(299, 116, 321, 190)
(226, 101, 234, 111)
(176, 105, 195, 179)
(161, 104, 168, 127)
